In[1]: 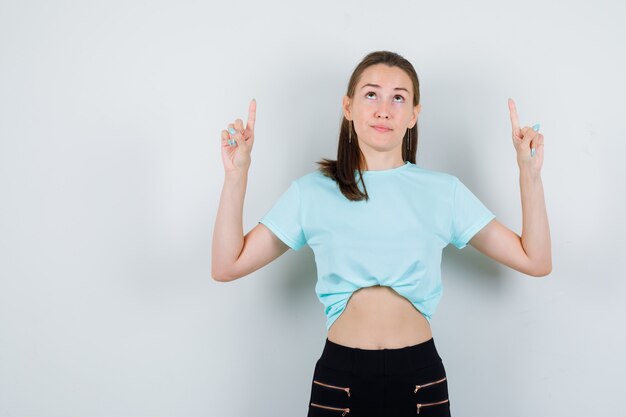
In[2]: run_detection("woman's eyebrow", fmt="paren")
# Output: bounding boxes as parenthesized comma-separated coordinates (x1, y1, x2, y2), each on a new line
(360, 83, 409, 93)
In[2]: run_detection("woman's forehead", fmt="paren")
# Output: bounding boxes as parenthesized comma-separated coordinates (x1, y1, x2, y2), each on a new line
(357, 64, 412, 91)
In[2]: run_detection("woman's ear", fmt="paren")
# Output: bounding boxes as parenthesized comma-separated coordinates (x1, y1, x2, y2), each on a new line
(342, 95, 352, 120)
(410, 104, 422, 128)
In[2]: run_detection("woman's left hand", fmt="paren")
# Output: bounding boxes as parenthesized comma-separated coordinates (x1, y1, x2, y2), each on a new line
(508, 98, 544, 174)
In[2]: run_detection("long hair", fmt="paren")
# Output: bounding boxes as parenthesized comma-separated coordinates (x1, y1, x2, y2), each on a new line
(316, 51, 421, 201)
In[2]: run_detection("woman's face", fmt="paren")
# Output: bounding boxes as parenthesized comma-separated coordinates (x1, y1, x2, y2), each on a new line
(343, 64, 421, 157)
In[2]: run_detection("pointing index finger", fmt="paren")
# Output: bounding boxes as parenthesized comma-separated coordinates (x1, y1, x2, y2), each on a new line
(246, 98, 257, 132)
(508, 98, 520, 134)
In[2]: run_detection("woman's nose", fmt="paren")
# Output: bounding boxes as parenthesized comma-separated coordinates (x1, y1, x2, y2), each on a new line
(375, 102, 390, 119)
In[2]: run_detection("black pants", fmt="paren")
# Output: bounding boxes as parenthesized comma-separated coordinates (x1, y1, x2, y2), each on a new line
(307, 337, 451, 417)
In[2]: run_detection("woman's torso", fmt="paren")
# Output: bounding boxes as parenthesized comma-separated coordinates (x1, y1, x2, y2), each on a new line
(326, 285, 432, 350)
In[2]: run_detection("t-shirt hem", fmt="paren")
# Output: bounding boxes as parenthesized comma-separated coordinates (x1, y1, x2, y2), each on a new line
(454, 213, 496, 249)
(258, 218, 303, 251)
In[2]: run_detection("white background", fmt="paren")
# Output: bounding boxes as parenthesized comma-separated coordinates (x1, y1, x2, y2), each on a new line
(1, 0, 625, 416)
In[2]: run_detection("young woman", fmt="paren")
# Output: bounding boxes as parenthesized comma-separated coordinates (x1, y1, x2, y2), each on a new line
(212, 51, 551, 417)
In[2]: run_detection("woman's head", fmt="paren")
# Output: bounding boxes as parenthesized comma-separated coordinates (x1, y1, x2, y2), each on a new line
(317, 51, 422, 201)
(342, 60, 421, 166)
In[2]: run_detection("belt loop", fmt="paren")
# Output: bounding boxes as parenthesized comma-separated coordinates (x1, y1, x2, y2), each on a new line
(350, 347, 356, 375)
(408, 348, 416, 372)
(383, 349, 391, 376)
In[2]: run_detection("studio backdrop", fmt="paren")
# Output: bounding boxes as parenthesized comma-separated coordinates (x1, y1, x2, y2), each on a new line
(1, 1, 624, 416)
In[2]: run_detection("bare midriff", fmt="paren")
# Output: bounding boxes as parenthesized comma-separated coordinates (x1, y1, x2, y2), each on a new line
(326, 285, 433, 350)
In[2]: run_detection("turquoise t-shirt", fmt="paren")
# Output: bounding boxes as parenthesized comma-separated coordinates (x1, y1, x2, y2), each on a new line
(258, 161, 496, 330)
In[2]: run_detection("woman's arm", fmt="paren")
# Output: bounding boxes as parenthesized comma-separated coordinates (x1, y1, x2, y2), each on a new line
(469, 99, 552, 277)
(211, 99, 290, 282)
(212, 171, 290, 282)
(469, 173, 551, 277)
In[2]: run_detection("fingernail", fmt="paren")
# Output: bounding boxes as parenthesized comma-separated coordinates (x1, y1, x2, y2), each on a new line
(531, 147, 536, 157)
(228, 127, 236, 135)
(532, 123, 540, 132)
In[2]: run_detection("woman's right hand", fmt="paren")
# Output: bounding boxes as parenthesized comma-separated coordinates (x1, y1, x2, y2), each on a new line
(221, 98, 256, 174)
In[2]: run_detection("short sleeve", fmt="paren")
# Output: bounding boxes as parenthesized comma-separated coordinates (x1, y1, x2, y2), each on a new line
(449, 177, 496, 249)
(258, 181, 307, 251)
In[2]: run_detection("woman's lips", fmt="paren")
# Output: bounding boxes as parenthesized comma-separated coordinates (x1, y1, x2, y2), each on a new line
(372, 126, 392, 132)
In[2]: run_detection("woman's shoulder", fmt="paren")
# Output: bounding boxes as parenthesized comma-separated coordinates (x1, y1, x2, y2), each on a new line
(292, 169, 336, 190)
(405, 163, 458, 186)
(287, 163, 465, 196)
(292, 164, 459, 186)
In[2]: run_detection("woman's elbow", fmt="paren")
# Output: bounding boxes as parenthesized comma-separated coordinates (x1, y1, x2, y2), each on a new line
(211, 269, 226, 282)
(530, 261, 552, 277)
(211, 266, 235, 282)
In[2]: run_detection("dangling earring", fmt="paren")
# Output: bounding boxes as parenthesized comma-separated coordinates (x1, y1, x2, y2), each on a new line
(349, 120, 352, 143)
(406, 127, 411, 151)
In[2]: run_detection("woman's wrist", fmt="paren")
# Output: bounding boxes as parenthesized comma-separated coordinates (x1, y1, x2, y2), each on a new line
(518, 165, 541, 182)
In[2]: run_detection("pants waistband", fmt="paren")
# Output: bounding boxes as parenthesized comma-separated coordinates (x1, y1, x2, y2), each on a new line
(318, 337, 442, 377)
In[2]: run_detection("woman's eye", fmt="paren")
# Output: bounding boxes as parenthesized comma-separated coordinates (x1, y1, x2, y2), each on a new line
(365, 92, 404, 102)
